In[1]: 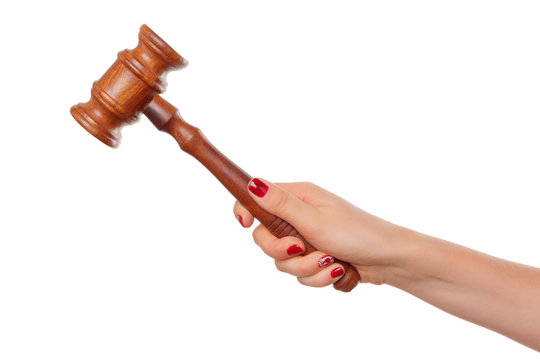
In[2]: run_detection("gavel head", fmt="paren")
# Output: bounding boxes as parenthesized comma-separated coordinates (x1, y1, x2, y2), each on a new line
(70, 24, 187, 148)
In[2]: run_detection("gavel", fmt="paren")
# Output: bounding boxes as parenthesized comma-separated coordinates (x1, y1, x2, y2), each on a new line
(71, 24, 360, 292)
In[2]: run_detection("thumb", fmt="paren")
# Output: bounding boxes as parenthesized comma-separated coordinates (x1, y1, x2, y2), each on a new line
(247, 178, 320, 235)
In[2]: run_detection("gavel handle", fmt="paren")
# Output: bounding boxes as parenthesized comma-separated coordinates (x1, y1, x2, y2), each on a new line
(144, 96, 360, 292)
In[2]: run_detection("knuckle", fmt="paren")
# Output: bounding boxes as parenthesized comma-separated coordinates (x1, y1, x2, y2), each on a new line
(298, 274, 328, 288)
(299, 260, 313, 276)
(252, 226, 264, 245)
(273, 192, 290, 213)
(252, 224, 264, 236)
(300, 181, 319, 191)
(274, 260, 287, 273)
(297, 277, 324, 288)
(310, 278, 327, 288)
(252, 236, 261, 247)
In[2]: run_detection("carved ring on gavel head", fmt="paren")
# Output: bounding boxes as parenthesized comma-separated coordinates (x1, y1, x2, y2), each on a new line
(70, 24, 360, 292)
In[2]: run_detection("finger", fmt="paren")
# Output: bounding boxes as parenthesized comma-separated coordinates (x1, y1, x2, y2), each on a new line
(274, 251, 335, 277)
(274, 182, 330, 207)
(247, 178, 322, 236)
(233, 200, 254, 228)
(252, 224, 305, 261)
(233, 182, 325, 228)
(297, 263, 345, 287)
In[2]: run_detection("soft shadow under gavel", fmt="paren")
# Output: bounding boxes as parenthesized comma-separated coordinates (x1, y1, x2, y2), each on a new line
(71, 24, 360, 292)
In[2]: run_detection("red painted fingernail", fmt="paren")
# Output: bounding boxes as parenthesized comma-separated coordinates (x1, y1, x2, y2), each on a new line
(331, 267, 344, 278)
(318, 255, 335, 268)
(287, 244, 304, 256)
(248, 178, 269, 198)
(236, 215, 244, 227)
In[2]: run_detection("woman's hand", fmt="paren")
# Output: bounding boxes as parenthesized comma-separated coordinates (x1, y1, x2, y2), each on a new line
(233, 178, 540, 351)
(233, 178, 406, 287)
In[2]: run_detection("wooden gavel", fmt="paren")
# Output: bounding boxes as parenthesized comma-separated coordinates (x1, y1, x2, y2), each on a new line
(71, 24, 360, 292)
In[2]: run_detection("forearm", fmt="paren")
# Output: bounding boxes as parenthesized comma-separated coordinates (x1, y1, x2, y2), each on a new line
(384, 228, 540, 351)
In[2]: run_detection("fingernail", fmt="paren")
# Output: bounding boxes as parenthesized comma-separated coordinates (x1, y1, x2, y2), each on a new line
(318, 255, 335, 268)
(236, 215, 244, 227)
(331, 267, 344, 278)
(248, 178, 269, 198)
(287, 244, 304, 256)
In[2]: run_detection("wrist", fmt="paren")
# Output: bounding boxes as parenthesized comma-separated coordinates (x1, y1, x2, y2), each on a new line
(378, 225, 432, 288)
(349, 223, 426, 286)
(380, 226, 459, 290)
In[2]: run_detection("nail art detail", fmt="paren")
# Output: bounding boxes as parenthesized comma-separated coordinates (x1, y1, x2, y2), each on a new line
(236, 215, 244, 227)
(318, 255, 335, 268)
(287, 244, 304, 256)
(248, 178, 269, 198)
(331, 267, 344, 278)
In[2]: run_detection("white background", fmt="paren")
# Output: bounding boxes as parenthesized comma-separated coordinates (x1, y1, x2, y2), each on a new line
(0, 1, 539, 358)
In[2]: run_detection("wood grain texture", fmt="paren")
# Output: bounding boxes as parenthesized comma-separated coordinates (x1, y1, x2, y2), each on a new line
(70, 24, 360, 292)
(71, 25, 187, 148)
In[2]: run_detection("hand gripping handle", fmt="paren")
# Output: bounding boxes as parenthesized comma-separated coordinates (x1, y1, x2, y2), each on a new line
(264, 217, 360, 292)
(144, 96, 361, 292)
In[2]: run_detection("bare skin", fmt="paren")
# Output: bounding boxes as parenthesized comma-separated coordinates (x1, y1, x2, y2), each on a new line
(233, 179, 540, 351)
